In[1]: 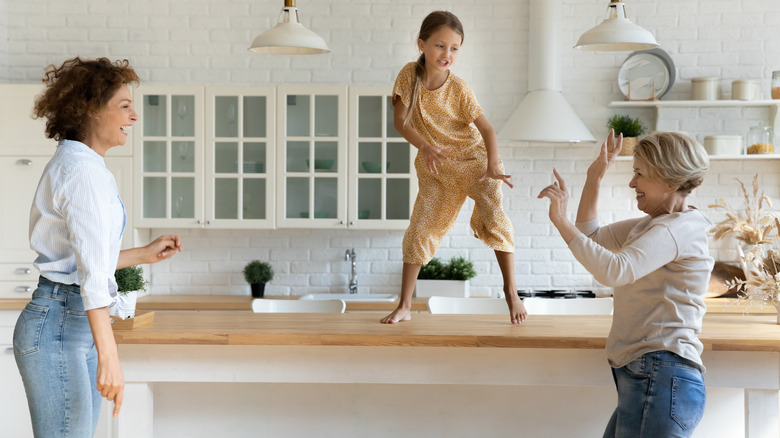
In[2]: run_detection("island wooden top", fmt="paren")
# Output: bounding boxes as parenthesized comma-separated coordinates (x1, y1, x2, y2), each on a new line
(0, 299, 31, 311)
(111, 311, 780, 352)
(3, 295, 777, 314)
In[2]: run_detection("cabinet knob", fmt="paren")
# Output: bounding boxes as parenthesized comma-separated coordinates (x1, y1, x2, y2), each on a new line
(16, 159, 33, 166)
(14, 268, 32, 275)
(15, 286, 32, 293)
(349, 221, 355, 226)
(4, 347, 13, 355)
(339, 220, 345, 225)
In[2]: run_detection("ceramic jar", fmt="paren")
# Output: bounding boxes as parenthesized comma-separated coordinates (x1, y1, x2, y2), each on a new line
(703, 135, 743, 156)
(692, 77, 720, 100)
(732, 80, 759, 100)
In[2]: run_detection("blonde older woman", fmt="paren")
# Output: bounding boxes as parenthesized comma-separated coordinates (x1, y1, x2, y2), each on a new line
(538, 130, 713, 438)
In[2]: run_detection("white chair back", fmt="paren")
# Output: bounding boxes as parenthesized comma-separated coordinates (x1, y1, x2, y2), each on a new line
(427, 296, 507, 315)
(522, 297, 613, 315)
(251, 299, 346, 313)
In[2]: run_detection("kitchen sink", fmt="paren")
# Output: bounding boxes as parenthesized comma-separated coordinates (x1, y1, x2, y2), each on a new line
(299, 293, 399, 302)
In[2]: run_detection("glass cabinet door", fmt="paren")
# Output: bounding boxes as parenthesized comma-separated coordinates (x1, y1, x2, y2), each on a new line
(348, 87, 417, 230)
(277, 86, 347, 228)
(205, 87, 275, 229)
(134, 86, 203, 227)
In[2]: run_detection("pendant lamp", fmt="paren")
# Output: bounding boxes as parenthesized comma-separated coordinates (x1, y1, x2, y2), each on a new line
(249, 0, 330, 55)
(574, 0, 658, 51)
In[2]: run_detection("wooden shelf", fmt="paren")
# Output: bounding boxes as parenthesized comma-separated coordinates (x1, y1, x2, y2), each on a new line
(616, 154, 780, 161)
(609, 99, 780, 108)
(608, 100, 780, 146)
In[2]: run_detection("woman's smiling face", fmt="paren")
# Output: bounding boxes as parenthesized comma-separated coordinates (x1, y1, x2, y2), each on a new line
(629, 157, 680, 217)
(87, 84, 137, 156)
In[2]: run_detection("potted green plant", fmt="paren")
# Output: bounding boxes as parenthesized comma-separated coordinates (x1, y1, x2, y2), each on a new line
(606, 114, 647, 156)
(416, 256, 477, 298)
(112, 265, 148, 319)
(243, 260, 274, 298)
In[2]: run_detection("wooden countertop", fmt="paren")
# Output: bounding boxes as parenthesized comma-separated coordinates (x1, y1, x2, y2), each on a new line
(3, 295, 778, 314)
(0, 299, 30, 310)
(136, 294, 430, 312)
(112, 311, 780, 352)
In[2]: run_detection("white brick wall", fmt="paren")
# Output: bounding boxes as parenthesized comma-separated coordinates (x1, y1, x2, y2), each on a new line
(3, 0, 780, 296)
(0, 0, 7, 77)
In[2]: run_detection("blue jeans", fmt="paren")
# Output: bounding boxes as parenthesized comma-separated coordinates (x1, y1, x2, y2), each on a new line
(13, 277, 101, 438)
(603, 350, 706, 438)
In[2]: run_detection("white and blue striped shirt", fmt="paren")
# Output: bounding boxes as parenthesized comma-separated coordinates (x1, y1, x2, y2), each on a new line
(29, 140, 126, 311)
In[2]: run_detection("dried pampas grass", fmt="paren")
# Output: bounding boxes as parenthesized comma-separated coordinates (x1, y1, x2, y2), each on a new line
(709, 174, 777, 245)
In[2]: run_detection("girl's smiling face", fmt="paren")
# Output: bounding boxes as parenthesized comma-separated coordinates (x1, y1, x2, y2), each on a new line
(418, 26, 462, 73)
(630, 157, 683, 217)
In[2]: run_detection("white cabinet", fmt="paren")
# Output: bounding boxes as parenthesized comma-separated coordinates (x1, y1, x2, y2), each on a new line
(0, 157, 46, 264)
(0, 310, 33, 437)
(205, 87, 276, 229)
(134, 85, 204, 228)
(275, 85, 418, 230)
(348, 86, 417, 230)
(0, 264, 37, 299)
(0, 84, 57, 155)
(134, 85, 277, 229)
(132, 84, 417, 230)
(0, 155, 134, 267)
(276, 85, 348, 228)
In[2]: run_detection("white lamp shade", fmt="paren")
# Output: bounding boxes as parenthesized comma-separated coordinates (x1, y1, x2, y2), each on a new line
(574, 2, 658, 51)
(498, 90, 595, 143)
(249, 6, 329, 55)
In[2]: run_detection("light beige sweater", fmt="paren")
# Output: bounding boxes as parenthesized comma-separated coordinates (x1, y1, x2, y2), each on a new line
(569, 209, 714, 370)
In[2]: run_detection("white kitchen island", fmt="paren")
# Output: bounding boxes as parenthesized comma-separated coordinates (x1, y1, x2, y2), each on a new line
(101, 311, 780, 438)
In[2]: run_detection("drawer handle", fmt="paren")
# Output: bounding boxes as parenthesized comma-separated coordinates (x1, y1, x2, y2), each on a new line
(15, 286, 32, 293)
(16, 159, 33, 166)
(4, 347, 13, 355)
(14, 268, 32, 275)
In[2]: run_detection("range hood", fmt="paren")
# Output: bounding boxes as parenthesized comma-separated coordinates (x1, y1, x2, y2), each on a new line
(498, 0, 595, 143)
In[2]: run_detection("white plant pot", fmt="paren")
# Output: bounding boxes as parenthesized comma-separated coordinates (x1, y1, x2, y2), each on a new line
(109, 291, 138, 320)
(415, 280, 470, 298)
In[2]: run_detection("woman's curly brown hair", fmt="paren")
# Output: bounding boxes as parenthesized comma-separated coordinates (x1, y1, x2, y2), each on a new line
(33, 57, 139, 142)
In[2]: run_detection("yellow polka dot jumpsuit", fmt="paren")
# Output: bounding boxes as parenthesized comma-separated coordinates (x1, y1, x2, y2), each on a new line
(393, 62, 514, 265)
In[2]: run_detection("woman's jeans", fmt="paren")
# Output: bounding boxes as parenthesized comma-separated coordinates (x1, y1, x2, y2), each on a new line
(13, 277, 101, 437)
(603, 350, 706, 438)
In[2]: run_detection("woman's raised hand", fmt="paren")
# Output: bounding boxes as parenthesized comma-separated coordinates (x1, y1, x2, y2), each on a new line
(537, 168, 569, 226)
(587, 129, 623, 181)
(420, 143, 452, 175)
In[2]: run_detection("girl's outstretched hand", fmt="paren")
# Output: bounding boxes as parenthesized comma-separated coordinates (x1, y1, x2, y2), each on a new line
(587, 129, 623, 181)
(420, 143, 452, 175)
(537, 168, 569, 226)
(478, 164, 514, 188)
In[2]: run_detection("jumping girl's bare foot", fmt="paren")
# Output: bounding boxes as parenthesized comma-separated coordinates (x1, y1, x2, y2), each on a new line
(381, 306, 412, 324)
(504, 286, 527, 325)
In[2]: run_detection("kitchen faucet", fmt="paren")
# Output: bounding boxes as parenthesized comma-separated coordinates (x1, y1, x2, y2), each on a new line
(345, 248, 357, 294)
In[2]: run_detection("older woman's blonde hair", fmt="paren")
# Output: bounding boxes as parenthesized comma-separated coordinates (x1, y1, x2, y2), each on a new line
(633, 132, 709, 196)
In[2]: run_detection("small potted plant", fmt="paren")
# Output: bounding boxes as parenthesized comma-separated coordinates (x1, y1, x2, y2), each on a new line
(606, 114, 646, 156)
(112, 265, 148, 319)
(243, 260, 274, 298)
(416, 256, 477, 298)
